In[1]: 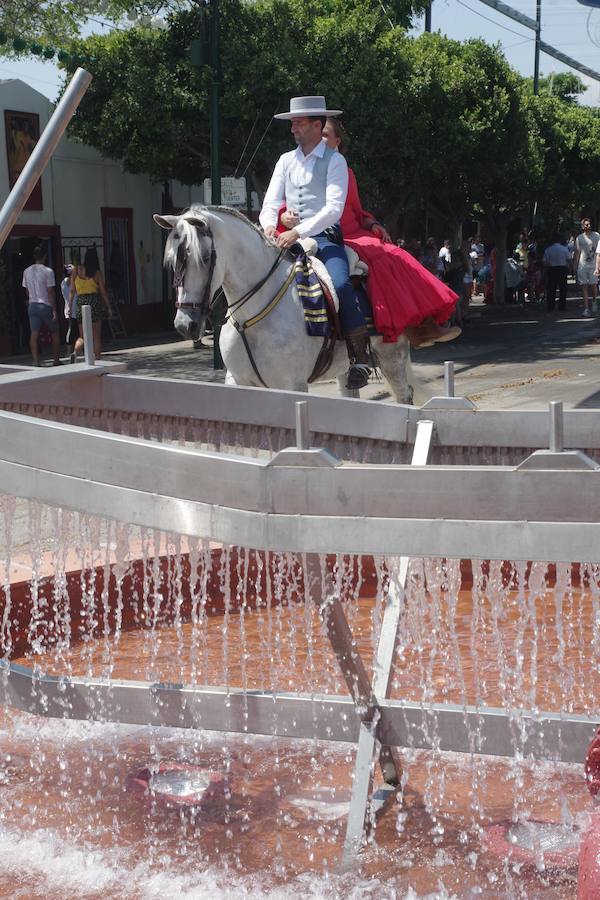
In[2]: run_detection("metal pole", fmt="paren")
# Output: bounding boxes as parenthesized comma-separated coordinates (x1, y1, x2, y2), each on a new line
(0, 69, 92, 249)
(295, 401, 310, 450)
(533, 0, 542, 95)
(425, 1, 432, 31)
(210, 0, 225, 370)
(81, 305, 95, 366)
(444, 360, 455, 398)
(549, 400, 564, 453)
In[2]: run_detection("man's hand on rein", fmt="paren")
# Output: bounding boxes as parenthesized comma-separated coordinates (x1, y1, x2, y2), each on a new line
(277, 229, 300, 250)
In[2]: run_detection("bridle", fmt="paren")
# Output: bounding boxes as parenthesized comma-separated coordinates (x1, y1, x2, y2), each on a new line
(171, 220, 293, 387)
(173, 226, 217, 313)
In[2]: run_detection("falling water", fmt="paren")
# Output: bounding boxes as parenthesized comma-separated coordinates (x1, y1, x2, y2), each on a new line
(8, 400, 595, 468)
(0, 491, 595, 897)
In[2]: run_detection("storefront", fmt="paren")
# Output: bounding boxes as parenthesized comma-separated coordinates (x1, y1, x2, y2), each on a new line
(0, 78, 205, 354)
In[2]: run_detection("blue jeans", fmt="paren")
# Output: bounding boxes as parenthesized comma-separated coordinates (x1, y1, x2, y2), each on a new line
(313, 232, 367, 334)
(28, 302, 59, 333)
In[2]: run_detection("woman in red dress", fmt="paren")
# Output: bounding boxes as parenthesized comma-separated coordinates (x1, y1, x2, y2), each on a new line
(283, 118, 460, 346)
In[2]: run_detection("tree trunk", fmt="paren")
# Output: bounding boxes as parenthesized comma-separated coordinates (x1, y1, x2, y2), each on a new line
(379, 200, 404, 243)
(491, 220, 508, 305)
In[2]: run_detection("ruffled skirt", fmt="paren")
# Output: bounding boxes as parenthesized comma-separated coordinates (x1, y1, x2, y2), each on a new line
(344, 230, 458, 343)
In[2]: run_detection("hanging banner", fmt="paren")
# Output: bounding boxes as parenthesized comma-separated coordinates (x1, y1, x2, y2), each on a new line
(4, 110, 43, 210)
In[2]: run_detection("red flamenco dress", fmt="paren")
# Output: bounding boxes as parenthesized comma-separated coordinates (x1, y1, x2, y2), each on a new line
(341, 169, 458, 343)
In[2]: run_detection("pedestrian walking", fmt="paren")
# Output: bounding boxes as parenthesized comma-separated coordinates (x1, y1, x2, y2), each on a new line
(574, 218, 599, 317)
(60, 263, 80, 362)
(71, 247, 111, 360)
(543, 236, 571, 312)
(21, 244, 61, 367)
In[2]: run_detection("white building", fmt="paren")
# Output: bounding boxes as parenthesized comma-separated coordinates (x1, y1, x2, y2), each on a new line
(0, 78, 205, 353)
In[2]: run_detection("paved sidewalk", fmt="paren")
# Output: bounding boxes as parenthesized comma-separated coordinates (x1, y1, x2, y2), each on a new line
(4, 293, 600, 410)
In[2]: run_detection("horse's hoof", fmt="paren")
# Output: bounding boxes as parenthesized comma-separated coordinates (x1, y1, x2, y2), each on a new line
(346, 365, 370, 390)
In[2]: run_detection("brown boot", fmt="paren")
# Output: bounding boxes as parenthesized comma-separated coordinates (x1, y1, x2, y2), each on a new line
(345, 327, 370, 364)
(406, 318, 462, 349)
(404, 325, 435, 349)
(345, 327, 371, 390)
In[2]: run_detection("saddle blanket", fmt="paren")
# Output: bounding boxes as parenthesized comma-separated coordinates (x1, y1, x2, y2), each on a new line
(293, 250, 333, 337)
(293, 240, 370, 338)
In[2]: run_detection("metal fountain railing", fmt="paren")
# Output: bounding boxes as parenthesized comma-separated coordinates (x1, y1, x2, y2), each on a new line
(2, 361, 600, 865)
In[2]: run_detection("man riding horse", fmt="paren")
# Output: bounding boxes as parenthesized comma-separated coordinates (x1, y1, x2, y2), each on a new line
(260, 95, 372, 390)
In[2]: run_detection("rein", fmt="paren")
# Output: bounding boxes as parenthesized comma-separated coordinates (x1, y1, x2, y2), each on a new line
(227, 264, 296, 387)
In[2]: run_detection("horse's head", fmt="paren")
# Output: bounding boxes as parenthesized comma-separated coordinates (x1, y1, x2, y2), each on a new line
(154, 210, 218, 341)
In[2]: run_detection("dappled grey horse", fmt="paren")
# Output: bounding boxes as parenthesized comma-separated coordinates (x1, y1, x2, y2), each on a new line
(154, 205, 415, 402)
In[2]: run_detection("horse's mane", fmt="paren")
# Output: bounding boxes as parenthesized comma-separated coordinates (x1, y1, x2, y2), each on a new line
(164, 204, 276, 271)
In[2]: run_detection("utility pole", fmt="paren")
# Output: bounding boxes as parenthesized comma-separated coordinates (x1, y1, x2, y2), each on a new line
(209, 0, 221, 207)
(425, 1, 432, 32)
(190, 1, 224, 367)
(531, 0, 542, 230)
(208, 0, 224, 368)
(533, 0, 542, 95)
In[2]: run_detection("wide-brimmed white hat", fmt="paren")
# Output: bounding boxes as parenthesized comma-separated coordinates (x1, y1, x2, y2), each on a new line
(274, 96, 342, 120)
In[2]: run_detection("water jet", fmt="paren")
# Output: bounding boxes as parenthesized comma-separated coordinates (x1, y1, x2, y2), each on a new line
(1, 360, 600, 896)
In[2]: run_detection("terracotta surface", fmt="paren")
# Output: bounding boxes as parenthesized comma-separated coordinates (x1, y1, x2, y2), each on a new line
(0, 556, 595, 896)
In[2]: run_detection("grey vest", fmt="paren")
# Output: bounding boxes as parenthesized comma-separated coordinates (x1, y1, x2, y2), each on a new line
(285, 146, 336, 225)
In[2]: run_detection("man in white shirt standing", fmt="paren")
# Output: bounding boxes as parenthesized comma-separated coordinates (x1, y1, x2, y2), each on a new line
(438, 239, 451, 275)
(260, 95, 370, 390)
(542, 235, 571, 313)
(574, 217, 600, 317)
(21, 244, 61, 366)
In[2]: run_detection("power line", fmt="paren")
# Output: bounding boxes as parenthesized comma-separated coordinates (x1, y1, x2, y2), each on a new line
(454, 0, 532, 39)
(0, 65, 61, 88)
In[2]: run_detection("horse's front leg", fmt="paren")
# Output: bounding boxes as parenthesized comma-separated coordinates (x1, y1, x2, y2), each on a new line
(375, 337, 414, 404)
(224, 370, 236, 386)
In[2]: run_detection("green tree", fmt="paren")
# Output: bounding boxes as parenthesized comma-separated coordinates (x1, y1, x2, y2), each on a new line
(379, 33, 543, 303)
(1, 0, 429, 50)
(526, 72, 587, 105)
(529, 93, 600, 227)
(62, 0, 423, 200)
(48, 0, 600, 309)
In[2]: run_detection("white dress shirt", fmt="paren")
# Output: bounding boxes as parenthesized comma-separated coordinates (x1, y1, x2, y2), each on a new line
(259, 141, 348, 239)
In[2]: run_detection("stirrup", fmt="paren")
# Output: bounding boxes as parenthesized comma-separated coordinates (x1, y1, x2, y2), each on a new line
(346, 364, 371, 390)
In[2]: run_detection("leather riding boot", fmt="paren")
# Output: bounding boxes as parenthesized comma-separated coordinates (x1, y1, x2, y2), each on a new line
(345, 327, 371, 390)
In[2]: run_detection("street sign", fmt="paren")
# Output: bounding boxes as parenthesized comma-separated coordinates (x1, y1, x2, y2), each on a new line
(203, 177, 247, 207)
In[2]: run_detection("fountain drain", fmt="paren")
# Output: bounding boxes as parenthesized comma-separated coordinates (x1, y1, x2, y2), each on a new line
(483, 820, 581, 870)
(126, 763, 229, 811)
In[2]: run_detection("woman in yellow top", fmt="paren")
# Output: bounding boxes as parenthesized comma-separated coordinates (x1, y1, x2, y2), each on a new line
(69, 247, 111, 360)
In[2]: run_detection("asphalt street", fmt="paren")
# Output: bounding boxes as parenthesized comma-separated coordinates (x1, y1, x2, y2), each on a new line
(9, 289, 600, 411)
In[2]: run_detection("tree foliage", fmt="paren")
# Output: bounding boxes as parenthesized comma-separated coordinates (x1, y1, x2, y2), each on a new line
(525, 72, 587, 105)
(51, 0, 600, 261)
(0, 0, 428, 50)
(65, 0, 424, 193)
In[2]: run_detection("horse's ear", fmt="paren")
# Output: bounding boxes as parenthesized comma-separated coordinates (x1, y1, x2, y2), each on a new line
(186, 216, 209, 230)
(153, 214, 178, 229)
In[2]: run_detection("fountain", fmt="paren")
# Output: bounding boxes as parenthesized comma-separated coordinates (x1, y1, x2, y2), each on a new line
(1, 358, 600, 897)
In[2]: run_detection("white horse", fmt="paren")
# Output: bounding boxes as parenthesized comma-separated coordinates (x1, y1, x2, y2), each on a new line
(154, 205, 415, 402)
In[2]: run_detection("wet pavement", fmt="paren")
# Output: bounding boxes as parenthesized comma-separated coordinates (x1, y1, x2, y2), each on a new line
(4, 289, 600, 410)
